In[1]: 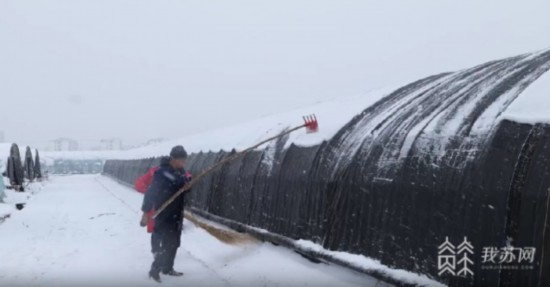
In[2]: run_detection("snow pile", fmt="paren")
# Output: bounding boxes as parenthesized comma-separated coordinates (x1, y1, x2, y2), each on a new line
(0, 178, 44, 220)
(296, 240, 444, 287)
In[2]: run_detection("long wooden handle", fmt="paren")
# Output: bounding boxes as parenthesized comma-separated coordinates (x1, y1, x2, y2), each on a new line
(151, 124, 306, 219)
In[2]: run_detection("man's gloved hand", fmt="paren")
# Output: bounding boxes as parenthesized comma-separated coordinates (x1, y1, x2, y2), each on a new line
(175, 171, 193, 190)
(140, 212, 151, 227)
(183, 171, 192, 192)
(174, 174, 188, 189)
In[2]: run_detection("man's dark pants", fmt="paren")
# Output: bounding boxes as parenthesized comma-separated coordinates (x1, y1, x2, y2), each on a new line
(150, 222, 181, 273)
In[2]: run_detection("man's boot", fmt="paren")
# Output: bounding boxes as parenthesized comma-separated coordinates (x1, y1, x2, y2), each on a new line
(162, 269, 183, 276)
(149, 258, 162, 283)
(149, 269, 162, 283)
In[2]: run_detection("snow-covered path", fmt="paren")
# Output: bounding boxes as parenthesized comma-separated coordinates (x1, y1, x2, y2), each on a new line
(0, 175, 383, 287)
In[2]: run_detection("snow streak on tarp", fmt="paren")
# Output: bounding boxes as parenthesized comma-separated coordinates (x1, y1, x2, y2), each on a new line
(104, 49, 550, 286)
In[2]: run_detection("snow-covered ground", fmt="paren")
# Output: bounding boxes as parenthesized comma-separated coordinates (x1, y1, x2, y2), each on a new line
(0, 175, 386, 287)
(0, 177, 43, 219)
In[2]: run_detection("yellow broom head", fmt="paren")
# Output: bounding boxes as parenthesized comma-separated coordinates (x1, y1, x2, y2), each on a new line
(184, 212, 257, 245)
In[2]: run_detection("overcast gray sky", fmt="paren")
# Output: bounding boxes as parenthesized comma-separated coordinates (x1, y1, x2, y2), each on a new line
(1, 0, 549, 150)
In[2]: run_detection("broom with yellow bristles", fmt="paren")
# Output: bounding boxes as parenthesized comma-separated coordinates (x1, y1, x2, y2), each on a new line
(183, 211, 256, 245)
(141, 115, 319, 245)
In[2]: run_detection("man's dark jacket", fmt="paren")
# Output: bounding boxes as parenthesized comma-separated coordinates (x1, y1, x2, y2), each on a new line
(141, 157, 190, 230)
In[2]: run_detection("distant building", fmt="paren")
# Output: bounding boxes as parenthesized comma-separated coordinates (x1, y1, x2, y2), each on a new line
(53, 138, 79, 151)
(100, 138, 122, 150)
